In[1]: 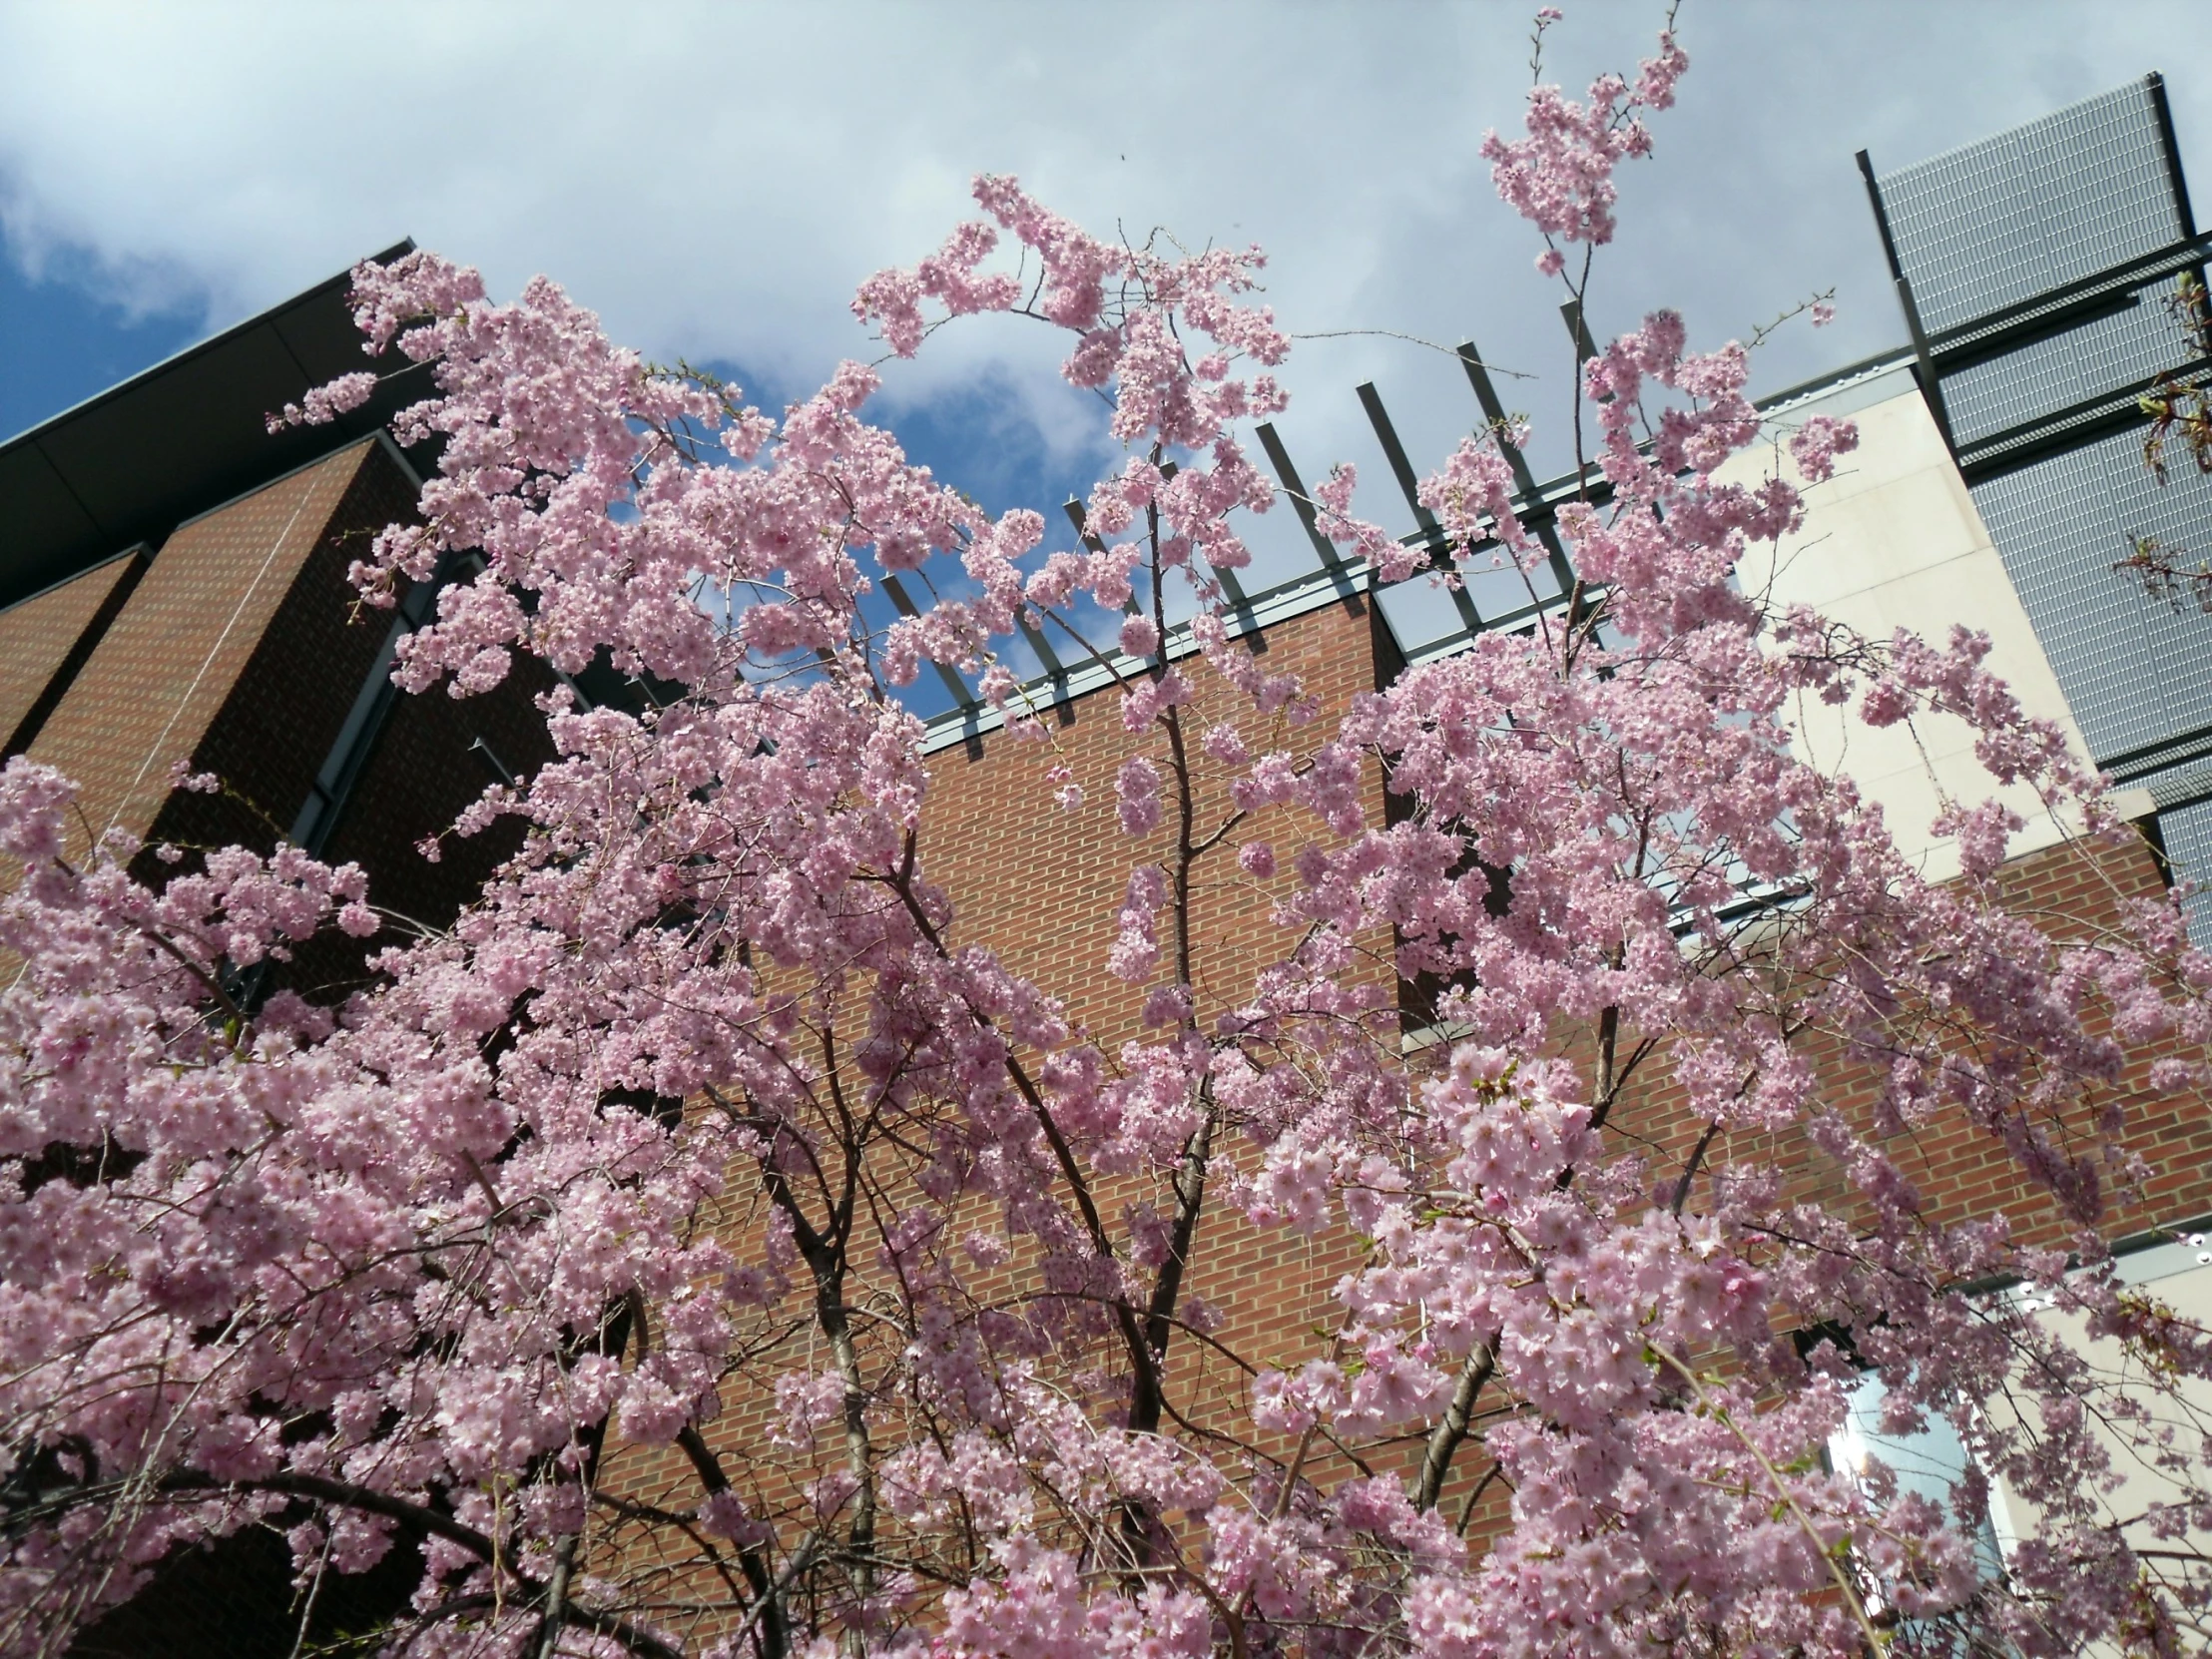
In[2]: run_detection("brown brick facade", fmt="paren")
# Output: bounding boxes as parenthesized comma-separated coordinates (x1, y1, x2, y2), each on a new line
(920, 596, 1394, 1045)
(919, 594, 2212, 1247)
(2, 434, 553, 983)
(0, 550, 147, 759)
(43, 440, 560, 1656)
(25, 443, 378, 855)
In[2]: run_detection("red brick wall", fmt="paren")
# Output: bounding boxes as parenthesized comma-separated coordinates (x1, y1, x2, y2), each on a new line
(1584, 825, 2212, 1254)
(0, 550, 146, 757)
(136, 442, 418, 861)
(606, 592, 2212, 1561)
(6, 434, 556, 988)
(44, 439, 567, 1652)
(310, 619, 559, 943)
(920, 595, 1394, 1046)
(596, 599, 1399, 1619)
(912, 595, 1393, 1427)
(25, 442, 379, 857)
(911, 602, 2212, 1357)
(40, 500, 2205, 1637)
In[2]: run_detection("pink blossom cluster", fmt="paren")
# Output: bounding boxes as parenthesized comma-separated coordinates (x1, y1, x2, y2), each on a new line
(1482, 24, 1689, 272)
(268, 369, 377, 433)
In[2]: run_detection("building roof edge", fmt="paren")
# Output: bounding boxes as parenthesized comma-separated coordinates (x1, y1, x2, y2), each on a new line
(0, 240, 415, 456)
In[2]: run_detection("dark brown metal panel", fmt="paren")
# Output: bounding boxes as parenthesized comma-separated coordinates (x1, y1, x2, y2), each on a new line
(0, 436, 104, 576)
(0, 243, 423, 611)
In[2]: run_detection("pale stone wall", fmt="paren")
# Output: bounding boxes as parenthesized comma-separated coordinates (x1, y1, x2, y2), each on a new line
(1723, 366, 2094, 884)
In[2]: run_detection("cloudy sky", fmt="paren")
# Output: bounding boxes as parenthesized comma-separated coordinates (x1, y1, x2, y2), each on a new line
(3, 0, 2205, 587)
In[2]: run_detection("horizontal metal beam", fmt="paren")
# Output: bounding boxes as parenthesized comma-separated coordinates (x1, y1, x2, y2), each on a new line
(2098, 720, 2212, 786)
(1953, 351, 2212, 483)
(1928, 233, 2212, 367)
(882, 570, 978, 712)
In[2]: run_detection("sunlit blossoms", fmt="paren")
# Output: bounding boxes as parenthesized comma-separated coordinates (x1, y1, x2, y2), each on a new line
(5, 12, 2212, 1659)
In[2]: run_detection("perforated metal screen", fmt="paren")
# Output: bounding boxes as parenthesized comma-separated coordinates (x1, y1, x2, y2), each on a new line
(1970, 433, 2212, 764)
(1940, 295, 2183, 447)
(2157, 795, 2212, 940)
(1880, 82, 2184, 333)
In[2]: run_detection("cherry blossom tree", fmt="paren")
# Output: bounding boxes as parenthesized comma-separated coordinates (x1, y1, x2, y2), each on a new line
(7, 13, 2212, 1658)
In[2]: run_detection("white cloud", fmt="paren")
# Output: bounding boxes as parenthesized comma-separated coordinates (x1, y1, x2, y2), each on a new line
(1, 0, 2203, 565)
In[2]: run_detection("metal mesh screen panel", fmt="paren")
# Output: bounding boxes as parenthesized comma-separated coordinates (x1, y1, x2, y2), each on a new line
(1969, 430, 2212, 766)
(1881, 82, 2181, 333)
(2157, 795, 2212, 941)
(2151, 760, 2212, 811)
(1940, 285, 2188, 444)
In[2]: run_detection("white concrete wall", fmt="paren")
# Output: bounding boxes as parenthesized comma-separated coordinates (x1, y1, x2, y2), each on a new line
(1989, 1238, 2212, 1652)
(1722, 366, 2094, 883)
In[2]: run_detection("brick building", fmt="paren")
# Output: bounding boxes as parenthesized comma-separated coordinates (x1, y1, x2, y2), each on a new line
(10, 74, 2212, 1659)
(590, 78, 2212, 1639)
(0, 246, 579, 994)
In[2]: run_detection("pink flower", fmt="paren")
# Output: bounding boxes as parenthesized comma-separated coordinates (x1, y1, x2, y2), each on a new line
(1116, 755, 1163, 835)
